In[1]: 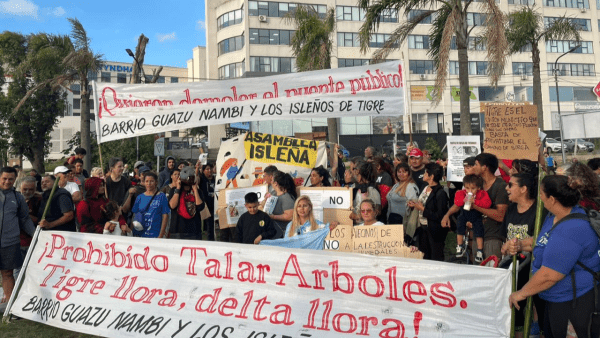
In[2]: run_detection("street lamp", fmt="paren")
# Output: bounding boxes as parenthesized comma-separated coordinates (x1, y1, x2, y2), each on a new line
(554, 44, 580, 164)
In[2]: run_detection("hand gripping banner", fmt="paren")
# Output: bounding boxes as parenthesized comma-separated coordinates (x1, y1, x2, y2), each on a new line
(92, 61, 406, 143)
(8, 232, 511, 337)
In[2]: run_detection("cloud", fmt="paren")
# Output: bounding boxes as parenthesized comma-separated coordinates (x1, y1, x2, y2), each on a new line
(0, 0, 39, 17)
(50, 6, 65, 16)
(157, 32, 177, 42)
(196, 20, 206, 30)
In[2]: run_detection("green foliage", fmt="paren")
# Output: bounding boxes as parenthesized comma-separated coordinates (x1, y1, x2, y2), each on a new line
(425, 137, 443, 160)
(0, 31, 74, 172)
(285, 6, 335, 71)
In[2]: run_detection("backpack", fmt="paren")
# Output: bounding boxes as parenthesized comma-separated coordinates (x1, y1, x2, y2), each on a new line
(549, 208, 600, 338)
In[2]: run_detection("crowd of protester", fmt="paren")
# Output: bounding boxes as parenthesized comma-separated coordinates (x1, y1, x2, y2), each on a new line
(1, 139, 599, 338)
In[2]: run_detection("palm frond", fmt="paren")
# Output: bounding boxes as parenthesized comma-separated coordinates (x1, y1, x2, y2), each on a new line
(68, 17, 90, 51)
(285, 6, 335, 71)
(542, 15, 581, 43)
(481, 0, 507, 86)
(506, 6, 540, 53)
(431, 6, 459, 105)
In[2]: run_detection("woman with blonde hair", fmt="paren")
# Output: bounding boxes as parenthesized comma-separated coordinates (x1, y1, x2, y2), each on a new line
(285, 195, 338, 237)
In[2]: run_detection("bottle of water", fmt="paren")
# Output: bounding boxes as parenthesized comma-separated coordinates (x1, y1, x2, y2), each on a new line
(464, 192, 474, 211)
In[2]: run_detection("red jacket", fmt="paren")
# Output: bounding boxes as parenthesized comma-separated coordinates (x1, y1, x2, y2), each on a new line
(454, 189, 492, 208)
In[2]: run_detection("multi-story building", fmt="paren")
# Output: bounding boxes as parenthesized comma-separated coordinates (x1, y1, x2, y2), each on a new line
(189, 0, 600, 139)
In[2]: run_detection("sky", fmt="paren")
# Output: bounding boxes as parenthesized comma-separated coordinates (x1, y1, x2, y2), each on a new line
(0, 0, 206, 68)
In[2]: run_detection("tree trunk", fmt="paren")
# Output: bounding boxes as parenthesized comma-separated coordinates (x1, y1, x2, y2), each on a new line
(80, 77, 92, 171)
(531, 45, 544, 130)
(31, 143, 45, 174)
(131, 35, 149, 84)
(327, 118, 338, 143)
(457, 46, 472, 135)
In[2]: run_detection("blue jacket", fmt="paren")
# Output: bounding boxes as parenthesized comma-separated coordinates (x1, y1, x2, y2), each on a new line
(0, 188, 36, 248)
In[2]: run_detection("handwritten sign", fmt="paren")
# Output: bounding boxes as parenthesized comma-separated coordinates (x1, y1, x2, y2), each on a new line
(483, 103, 538, 161)
(8, 231, 511, 337)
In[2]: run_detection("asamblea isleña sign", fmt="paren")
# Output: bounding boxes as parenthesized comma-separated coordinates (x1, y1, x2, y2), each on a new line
(92, 61, 406, 143)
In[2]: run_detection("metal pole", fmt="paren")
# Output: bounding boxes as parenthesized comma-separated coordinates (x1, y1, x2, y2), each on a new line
(554, 45, 579, 165)
(137, 136, 139, 161)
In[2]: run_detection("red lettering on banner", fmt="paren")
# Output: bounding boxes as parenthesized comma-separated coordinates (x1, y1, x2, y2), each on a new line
(238, 262, 255, 282)
(256, 264, 270, 284)
(312, 269, 328, 290)
(180, 247, 207, 276)
(235, 290, 253, 319)
(404, 281, 427, 304)
(358, 275, 385, 298)
(330, 261, 354, 294)
(218, 298, 238, 317)
(269, 304, 294, 325)
(224, 251, 234, 280)
(195, 288, 222, 313)
(430, 282, 457, 308)
(357, 316, 378, 336)
(253, 296, 270, 321)
(379, 318, 406, 338)
(318, 300, 333, 331)
(332, 312, 357, 333)
(385, 266, 402, 301)
(40, 264, 65, 287)
(276, 254, 310, 288)
(205, 259, 222, 278)
(303, 298, 319, 329)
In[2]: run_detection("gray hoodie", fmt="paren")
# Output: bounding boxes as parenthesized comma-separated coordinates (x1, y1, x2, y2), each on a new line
(158, 156, 175, 190)
(0, 188, 36, 248)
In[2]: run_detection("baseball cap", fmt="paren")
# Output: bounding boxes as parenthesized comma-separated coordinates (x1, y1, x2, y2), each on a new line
(408, 148, 423, 158)
(54, 166, 71, 175)
(138, 166, 151, 174)
(463, 157, 476, 166)
(134, 161, 145, 169)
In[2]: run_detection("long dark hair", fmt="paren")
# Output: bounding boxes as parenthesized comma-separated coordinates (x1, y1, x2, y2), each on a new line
(541, 175, 580, 207)
(274, 172, 298, 199)
(373, 156, 394, 181)
(311, 166, 331, 187)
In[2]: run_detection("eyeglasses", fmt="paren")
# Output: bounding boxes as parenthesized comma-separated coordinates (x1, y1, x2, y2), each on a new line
(360, 209, 374, 214)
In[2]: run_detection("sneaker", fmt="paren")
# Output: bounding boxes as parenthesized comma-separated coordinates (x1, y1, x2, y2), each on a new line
(475, 250, 484, 263)
(456, 244, 466, 257)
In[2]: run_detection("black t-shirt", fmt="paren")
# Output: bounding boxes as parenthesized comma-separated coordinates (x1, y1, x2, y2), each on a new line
(483, 177, 509, 240)
(376, 171, 394, 187)
(106, 175, 131, 206)
(502, 202, 546, 240)
(236, 210, 276, 244)
(411, 167, 427, 192)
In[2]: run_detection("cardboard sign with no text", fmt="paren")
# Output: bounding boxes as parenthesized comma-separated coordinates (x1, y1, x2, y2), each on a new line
(483, 103, 538, 161)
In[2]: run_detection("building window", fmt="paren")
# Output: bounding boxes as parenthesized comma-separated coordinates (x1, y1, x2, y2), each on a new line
(542, 0, 589, 8)
(337, 32, 398, 48)
(336, 6, 365, 21)
(428, 113, 444, 133)
(117, 73, 127, 83)
(249, 29, 294, 45)
(479, 86, 505, 101)
(467, 13, 487, 26)
(219, 61, 246, 79)
(101, 72, 111, 82)
(408, 35, 430, 49)
(250, 56, 296, 73)
(549, 86, 574, 102)
(249, 1, 321, 18)
(451, 37, 486, 50)
(412, 114, 427, 133)
(513, 62, 533, 76)
(409, 60, 435, 74)
(544, 17, 591, 31)
(217, 9, 244, 31)
(449, 61, 489, 75)
(218, 35, 245, 56)
(547, 63, 595, 76)
(509, 0, 534, 4)
(408, 10, 434, 24)
(546, 40, 593, 54)
(73, 98, 80, 110)
(157, 76, 165, 83)
(171, 77, 179, 83)
(338, 59, 370, 67)
(379, 9, 398, 22)
(70, 84, 80, 95)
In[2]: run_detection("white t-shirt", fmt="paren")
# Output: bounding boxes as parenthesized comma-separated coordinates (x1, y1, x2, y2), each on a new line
(63, 182, 81, 196)
(358, 221, 385, 226)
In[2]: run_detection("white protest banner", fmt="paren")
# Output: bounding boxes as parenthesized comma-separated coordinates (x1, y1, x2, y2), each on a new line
(447, 136, 481, 182)
(92, 61, 406, 143)
(9, 231, 511, 337)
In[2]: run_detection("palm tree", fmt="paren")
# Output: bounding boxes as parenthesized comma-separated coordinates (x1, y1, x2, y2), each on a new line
(63, 17, 104, 171)
(506, 7, 580, 129)
(358, 0, 507, 135)
(285, 6, 339, 143)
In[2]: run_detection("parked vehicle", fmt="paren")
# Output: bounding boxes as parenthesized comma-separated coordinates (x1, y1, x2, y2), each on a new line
(566, 138, 595, 152)
(381, 140, 419, 157)
(545, 138, 565, 154)
(555, 138, 574, 152)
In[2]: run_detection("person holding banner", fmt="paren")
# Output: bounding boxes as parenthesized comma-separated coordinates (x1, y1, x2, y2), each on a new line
(167, 167, 206, 240)
(387, 163, 419, 225)
(132, 172, 170, 238)
(508, 175, 600, 338)
(198, 163, 216, 241)
(285, 195, 338, 236)
(0, 166, 36, 305)
(407, 163, 449, 261)
(269, 172, 297, 239)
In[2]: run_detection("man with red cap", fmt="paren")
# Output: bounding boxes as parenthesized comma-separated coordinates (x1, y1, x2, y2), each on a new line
(408, 148, 427, 192)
